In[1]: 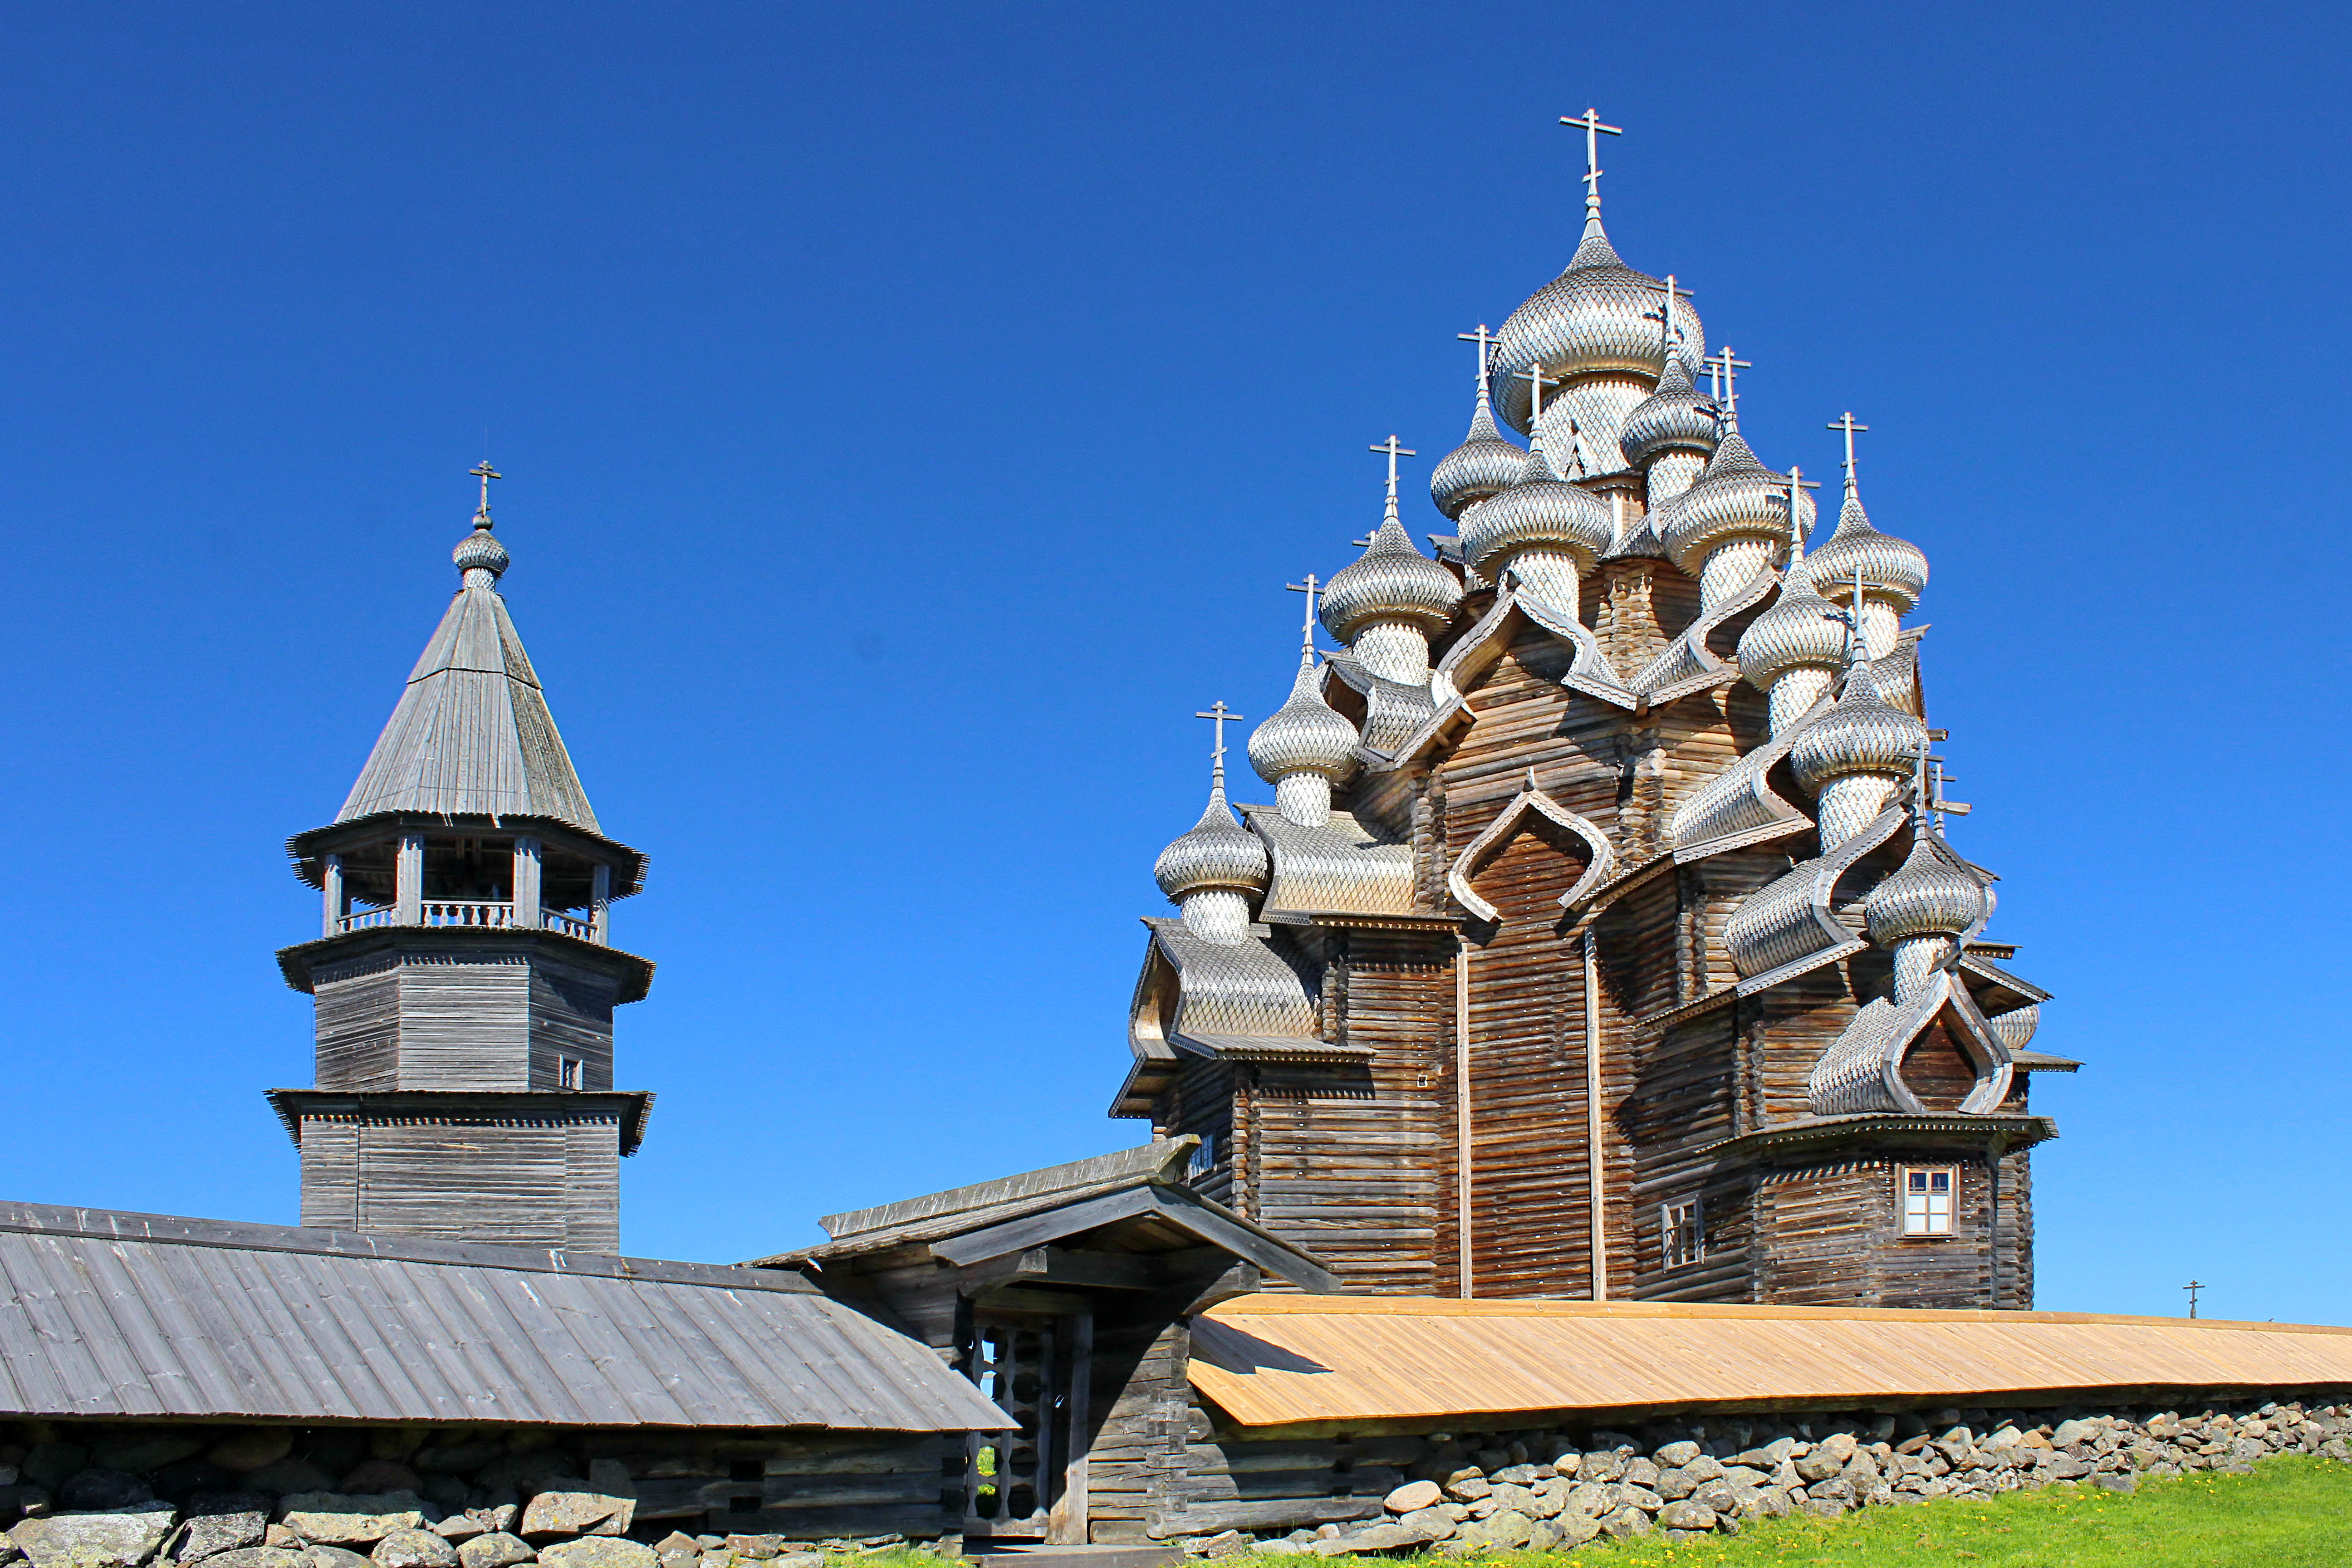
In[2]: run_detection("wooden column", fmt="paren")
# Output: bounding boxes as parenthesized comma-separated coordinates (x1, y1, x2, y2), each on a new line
(1049, 1308, 1093, 1544)
(512, 837, 543, 928)
(395, 833, 425, 925)
(590, 862, 611, 944)
(1455, 935, 1473, 1299)
(1584, 928, 1608, 1301)
(321, 853, 344, 937)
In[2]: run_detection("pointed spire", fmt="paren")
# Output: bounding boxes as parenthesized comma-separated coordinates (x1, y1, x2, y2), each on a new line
(1808, 415, 1929, 618)
(1154, 703, 1270, 919)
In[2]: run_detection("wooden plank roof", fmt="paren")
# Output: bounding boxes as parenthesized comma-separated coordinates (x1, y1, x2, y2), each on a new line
(0, 1200, 1009, 1432)
(1190, 1294, 2352, 1434)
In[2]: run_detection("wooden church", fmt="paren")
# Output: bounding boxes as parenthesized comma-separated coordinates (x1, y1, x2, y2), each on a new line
(1118, 113, 2073, 1311)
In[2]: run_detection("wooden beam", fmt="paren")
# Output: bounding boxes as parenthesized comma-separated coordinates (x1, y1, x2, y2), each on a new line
(956, 1247, 1170, 1295)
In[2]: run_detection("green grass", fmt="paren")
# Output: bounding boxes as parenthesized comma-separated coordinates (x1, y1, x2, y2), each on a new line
(1246, 1456, 2352, 1568)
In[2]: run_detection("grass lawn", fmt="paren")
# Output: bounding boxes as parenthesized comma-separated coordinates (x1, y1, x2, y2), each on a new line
(1251, 1456, 2352, 1568)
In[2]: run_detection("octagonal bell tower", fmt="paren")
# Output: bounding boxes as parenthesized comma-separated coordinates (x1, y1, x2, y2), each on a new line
(268, 469, 655, 1252)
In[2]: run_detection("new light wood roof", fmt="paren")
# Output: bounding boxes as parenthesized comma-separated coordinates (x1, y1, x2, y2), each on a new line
(1190, 1295, 2352, 1433)
(339, 579, 600, 833)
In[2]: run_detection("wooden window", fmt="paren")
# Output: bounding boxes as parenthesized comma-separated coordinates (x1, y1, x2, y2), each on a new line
(1900, 1166, 1957, 1236)
(559, 1057, 581, 1090)
(1187, 1133, 1220, 1182)
(1662, 1199, 1704, 1269)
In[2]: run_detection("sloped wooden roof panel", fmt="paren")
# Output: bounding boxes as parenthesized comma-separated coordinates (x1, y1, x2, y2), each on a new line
(0, 1201, 1006, 1431)
(1191, 1295, 2352, 1432)
(338, 586, 601, 834)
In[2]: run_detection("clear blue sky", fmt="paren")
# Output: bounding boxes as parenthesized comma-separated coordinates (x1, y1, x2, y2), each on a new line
(4, 2, 2344, 1323)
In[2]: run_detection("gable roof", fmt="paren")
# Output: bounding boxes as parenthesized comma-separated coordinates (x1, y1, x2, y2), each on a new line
(338, 582, 602, 833)
(0, 1200, 1005, 1432)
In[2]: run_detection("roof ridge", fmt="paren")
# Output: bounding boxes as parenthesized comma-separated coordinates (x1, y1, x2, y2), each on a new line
(818, 1139, 1196, 1240)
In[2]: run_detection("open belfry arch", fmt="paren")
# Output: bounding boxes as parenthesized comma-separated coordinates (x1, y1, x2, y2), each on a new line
(269, 464, 657, 1251)
(1117, 111, 2073, 1310)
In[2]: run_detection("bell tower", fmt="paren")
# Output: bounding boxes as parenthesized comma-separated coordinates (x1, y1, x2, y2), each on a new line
(268, 468, 655, 1252)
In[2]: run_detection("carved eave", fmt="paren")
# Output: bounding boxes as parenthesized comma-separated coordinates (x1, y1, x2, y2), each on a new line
(1723, 800, 1909, 996)
(1446, 779, 1617, 921)
(1239, 805, 1427, 920)
(1697, 1112, 2059, 1164)
(1127, 918, 1362, 1069)
(1807, 967, 2017, 1117)
(288, 810, 648, 898)
(274, 923, 657, 1004)
(1627, 559, 1775, 706)
(264, 1088, 657, 1156)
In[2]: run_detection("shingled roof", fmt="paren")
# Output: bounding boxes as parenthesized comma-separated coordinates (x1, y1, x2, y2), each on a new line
(338, 573, 601, 833)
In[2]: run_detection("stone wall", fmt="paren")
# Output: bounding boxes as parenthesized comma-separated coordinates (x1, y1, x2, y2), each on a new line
(0, 1421, 956, 1568)
(1181, 1396, 2352, 1556)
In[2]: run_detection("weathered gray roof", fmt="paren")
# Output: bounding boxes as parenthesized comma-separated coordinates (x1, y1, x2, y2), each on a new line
(0, 1200, 1007, 1431)
(818, 1141, 1192, 1243)
(338, 583, 602, 833)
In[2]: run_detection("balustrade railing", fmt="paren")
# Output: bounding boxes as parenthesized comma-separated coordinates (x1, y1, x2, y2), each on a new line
(333, 902, 603, 943)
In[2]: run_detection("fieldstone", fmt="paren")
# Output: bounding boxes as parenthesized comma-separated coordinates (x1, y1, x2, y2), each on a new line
(1731, 1438, 1795, 1470)
(1438, 1471, 1487, 1504)
(1597, 1505, 1649, 1539)
(1617, 1485, 1664, 1514)
(174, 1511, 266, 1563)
(534, 1544, 652, 1568)
(1551, 1511, 1600, 1548)
(1815, 1433, 1858, 1463)
(423, 1525, 477, 1548)
(277, 1498, 427, 1548)
(456, 1537, 533, 1568)
(691, 1556, 725, 1568)
(1793, 1450, 1844, 1484)
(1656, 1500, 1715, 1531)
(1381, 1481, 1439, 1515)
(457, 1519, 510, 1543)
(304, 1547, 371, 1568)
(1454, 1510, 1529, 1551)
(517, 1495, 630, 1544)
(369, 1535, 454, 1568)
(12, 1510, 181, 1568)
(1654, 1466, 1697, 1501)
(465, 1462, 568, 1500)
(1653, 1442, 1700, 1468)
(333, 1474, 417, 1504)
(58, 1474, 154, 1513)
(237, 1470, 335, 1504)
(1574, 1452, 1622, 1485)
(199, 1553, 305, 1568)
(260, 1534, 298, 1553)
(200, 1441, 292, 1480)
(2095, 1473, 2136, 1494)
(769, 1557, 819, 1568)
(1392, 1508, 1455, 1544)
(1621, 1457, 1661, 1490)
(20, 1452, 88, 1493)
(1308, 1524, 1413, 1556)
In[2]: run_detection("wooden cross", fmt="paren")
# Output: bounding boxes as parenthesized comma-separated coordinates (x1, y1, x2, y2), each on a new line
(1773, 463, 1823, 554)
(1195, 701, 1244, 783)
(1642, 275, 1695, 360)
(2184, 1280, 2203, 1320)
(470, 460, 501, 517)
(1514, 363, 1558, 422)
(1706, 348, 1752, 412)
(1821, 559, 1879, 665)
(1369, 434, 1417, 499)
(1286, 574, 1322, 654)
(1457, 324, 1501, 379)
(1558, 108, 1623, 211)
(1827, 412, 1869, 495)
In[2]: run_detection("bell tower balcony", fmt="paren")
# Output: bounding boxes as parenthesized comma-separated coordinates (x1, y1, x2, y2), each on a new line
(294, 814, 642, 946)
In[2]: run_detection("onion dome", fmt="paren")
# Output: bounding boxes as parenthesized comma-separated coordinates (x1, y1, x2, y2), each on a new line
(1865, 833, 1987, 946)
(1736, 555, 1846, 690)
(1619, 349, 1720, 470)
(1790, 659, 1929, 794)
(1431, 375, 1525, 521)
(1652, 415, 1806, 579)
(1249, 653, 1359, 785)
(1153, 778, 1269, 903)
(453, 513, 509, 583)
(1491, 219, 1705, 435)
(1806, 486, 1927, 614)
(1455, 436, 1615, 584)
(1321, 502, 1463, 642)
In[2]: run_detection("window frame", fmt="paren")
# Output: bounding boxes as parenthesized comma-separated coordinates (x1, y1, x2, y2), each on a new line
(1661, 1197, 1705, 1269)
(1898, 1164, 1959, 1238)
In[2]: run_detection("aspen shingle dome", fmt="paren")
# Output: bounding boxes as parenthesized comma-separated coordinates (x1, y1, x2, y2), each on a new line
(1320, 511, 1463, 642)
(1249, 658, 1359, 784)
(1790, 660, 1928, 793)
(1153, 784, 1271, 902)
(1865, 833, 1987, 945)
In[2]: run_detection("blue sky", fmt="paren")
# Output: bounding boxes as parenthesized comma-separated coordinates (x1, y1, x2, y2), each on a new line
(3, 1, 2345, 1322)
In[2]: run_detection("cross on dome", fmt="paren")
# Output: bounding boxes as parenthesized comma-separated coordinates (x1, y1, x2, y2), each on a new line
(1558, 108, 1623, 216)
(1828, 412, 1870, 499)
(1513, 363, 1559, 423)
(1643, 275, 1695, 360)
(1285, 574, 1323, 657)
(470, 460, 501, 523)
(1706, 348, 1752, 413)
(1820, 559, 1880, 666)
(1369, 435, 1417, 503)
(1195, 701, 1245, 787)
(1774, 463, 1823, 557)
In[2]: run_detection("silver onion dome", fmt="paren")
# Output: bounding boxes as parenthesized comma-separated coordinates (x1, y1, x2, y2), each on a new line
(1652, 419, 1808, 579)
(1455, 438, 1614, 583)
(1865, 833, 1987, 946)
(1430, 387, 1526, 520)
(1153, 781, 1270, 903)
(1736, 557, 1847, 689)
(1491, 223, 1704, 435)
(1789, 660, 1928, 793)
(1249, 655, 1359, 785)
(1618, 350, 1720, 470)
(1321, 507, 1463, 642)
(1806, 488, 1927, 613)
(453, 516, 509, 582)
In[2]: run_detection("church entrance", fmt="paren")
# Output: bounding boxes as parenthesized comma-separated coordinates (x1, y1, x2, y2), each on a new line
(958, 1307, 1093, 1543)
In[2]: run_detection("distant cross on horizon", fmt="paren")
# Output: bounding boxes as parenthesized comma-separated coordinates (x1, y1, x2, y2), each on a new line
(1828, 412, 1869, 496)
(1195, 701, 1244, 785)
(2185, 1280, 2204, 1319)
(1706, 348, 1752, 413)
(1558, 108, 1623, 212)
(470, 460, 501, 519)
(1286, 574, 1322, 655)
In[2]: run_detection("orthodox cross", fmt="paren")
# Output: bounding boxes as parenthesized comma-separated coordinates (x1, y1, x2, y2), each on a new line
(1369, 434, 1417, 502)
(2184, 1280, 2203, 1319)
(1558, 108, 1623, 214)
(1286, 573, 1322, 656)
(1827, 412, 1869, 497)
(1821, 559, 1878, 666)
(1195, 701, 1244, 788)
(1773, 463, 1822, 561)
(1706, 348, 1752, 413)
(470, 460, 501, 519)
(1514, 363, 1558, 425)
(1642, 274, 1695, 360)
(1457, 324, 1501, 389)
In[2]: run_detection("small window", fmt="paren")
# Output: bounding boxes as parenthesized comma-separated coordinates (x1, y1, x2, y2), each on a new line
(1187, 1133, 1220, 1182)
(559, 1057, 582, 1090)
(1901, 1166, 1957, 1236)
(1662, 1199, 1705, 1269)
